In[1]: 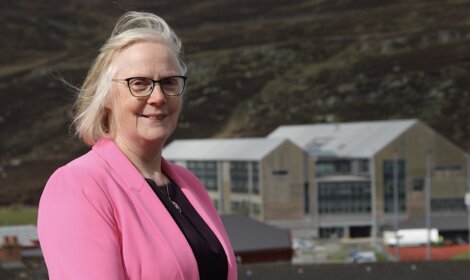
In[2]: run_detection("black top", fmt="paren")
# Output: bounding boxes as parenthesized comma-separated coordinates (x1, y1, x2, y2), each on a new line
(145, 179, 228, 280)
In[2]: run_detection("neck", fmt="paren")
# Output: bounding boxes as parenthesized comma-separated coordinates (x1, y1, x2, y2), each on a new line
(114, 136, 167, 183)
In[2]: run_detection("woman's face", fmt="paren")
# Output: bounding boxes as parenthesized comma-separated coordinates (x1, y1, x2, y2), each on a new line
(108, 41, 184, 149)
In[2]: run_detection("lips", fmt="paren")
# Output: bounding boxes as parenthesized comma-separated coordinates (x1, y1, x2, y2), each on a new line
(140, 113, 167, 120)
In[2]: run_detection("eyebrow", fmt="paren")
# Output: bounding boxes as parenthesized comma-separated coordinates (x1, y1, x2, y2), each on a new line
(125, 72, 182, 78)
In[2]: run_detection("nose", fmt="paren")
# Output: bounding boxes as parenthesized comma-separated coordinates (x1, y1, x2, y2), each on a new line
(147, 84, 166, 106)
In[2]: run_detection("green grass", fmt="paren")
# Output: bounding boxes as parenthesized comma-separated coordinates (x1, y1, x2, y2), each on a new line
(327, 251, 348, 262)
(0, 205, 38, 226)
(452, 252, 470, 260)
(374, 250, 389, 262)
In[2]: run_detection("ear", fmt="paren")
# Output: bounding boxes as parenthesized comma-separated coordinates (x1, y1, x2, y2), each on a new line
(102, 107, 111, 133)
(104, 89, 115, 110)
(104, 99, 112, 110)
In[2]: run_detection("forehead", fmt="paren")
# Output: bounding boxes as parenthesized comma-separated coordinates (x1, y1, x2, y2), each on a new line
(113, 40, 182, 76)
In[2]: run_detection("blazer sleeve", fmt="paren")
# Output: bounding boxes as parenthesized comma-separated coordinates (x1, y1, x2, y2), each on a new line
(38, 164, 125, 280)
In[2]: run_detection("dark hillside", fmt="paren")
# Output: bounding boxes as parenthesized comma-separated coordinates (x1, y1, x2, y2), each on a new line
(1, 0, 469, 206)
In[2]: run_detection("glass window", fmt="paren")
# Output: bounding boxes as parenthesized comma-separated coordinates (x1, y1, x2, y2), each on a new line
(230, 162, 248, 193)
(318, 181, 371, 214)
(316, 159, 351, 176)
(252, 203, 261, 215)
(319, 227, 344, 239)
(413, 179, 424, 191)
(382, 160, 406, 213)
(187, 161, 218, 191)
(431, 198, 466, 212)
(434, 165, 462, 171)
(231, 200, 251, 215)
(358, 159, 369, 173)
(230, 201, 241, 213)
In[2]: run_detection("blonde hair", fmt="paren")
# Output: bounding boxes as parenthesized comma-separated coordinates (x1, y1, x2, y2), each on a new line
(73, 11, 187, 146)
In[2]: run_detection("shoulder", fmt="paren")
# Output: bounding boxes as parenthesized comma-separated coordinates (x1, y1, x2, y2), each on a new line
(46, 149, 109, 188)
(39, 150, 117, 235)
(41, 150, 114, 214)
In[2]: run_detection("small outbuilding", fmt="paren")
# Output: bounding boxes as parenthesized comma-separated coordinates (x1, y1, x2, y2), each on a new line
(221, 214, 293, 264)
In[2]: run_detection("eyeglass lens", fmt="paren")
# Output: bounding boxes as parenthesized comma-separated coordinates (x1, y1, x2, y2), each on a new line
(128, 77, 184, 96)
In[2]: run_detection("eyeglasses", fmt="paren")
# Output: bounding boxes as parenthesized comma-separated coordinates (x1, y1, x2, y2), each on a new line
(112, 76, 187, 97)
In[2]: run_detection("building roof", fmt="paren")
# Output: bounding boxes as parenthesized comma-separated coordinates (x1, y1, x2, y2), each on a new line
(0, 225, 38, 247)
(267, 119, 417, 158)
(163, 138, 288, 161)
(221, 214, 291, 252)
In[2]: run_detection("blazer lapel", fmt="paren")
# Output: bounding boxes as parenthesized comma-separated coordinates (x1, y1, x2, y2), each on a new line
(92, 138, 199, 279)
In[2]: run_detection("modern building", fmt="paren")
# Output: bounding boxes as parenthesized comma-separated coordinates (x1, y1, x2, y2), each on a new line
(268, 119, 469, 240)
(163, 138, 316, 221)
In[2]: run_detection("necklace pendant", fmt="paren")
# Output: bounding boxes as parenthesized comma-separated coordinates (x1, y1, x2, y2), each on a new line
(171, 201, 182, 213)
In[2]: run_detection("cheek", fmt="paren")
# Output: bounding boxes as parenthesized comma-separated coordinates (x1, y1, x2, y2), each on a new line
(109, 101, 140, 132)
(165, 97, 180, 119)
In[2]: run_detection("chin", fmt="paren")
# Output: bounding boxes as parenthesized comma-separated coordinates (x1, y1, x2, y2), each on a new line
(141, 134, 167, 142)
(141, 130, 172, 143)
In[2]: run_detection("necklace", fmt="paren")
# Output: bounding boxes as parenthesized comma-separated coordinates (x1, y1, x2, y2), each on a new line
(163, 179, 182, 213)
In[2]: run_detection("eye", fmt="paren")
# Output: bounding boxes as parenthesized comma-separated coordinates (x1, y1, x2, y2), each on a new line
(128, 78, 153, 91)
(161, 77, 179, 87)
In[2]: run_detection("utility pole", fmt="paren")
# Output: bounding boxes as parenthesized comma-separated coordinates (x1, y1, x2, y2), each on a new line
(247, 162, 253, 217)
(393, 151, 400, 261)
(425, 150, 432, 261)
(370, 157, 377, 250)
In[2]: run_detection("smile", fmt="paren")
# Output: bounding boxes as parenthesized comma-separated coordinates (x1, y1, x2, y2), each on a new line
(140, 114, 167, 120)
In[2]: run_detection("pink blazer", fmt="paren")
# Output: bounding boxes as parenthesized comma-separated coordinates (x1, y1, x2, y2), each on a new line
(38, 138, 237, 279)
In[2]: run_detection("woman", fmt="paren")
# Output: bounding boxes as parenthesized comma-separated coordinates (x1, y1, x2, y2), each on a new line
(37, 11, 237, 280)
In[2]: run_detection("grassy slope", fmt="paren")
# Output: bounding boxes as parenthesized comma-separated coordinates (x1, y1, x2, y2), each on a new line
(0, 0, 469, 206)
(0, 205, 38, 225)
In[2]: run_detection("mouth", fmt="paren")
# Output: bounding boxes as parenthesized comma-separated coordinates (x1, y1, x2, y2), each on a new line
(140, 113, 167, 120)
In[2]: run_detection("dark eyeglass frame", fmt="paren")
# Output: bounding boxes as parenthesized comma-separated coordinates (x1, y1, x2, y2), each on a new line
(112, 76, 187, 97)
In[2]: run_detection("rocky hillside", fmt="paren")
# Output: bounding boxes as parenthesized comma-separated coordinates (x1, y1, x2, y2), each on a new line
(1, 0, 469, 205)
